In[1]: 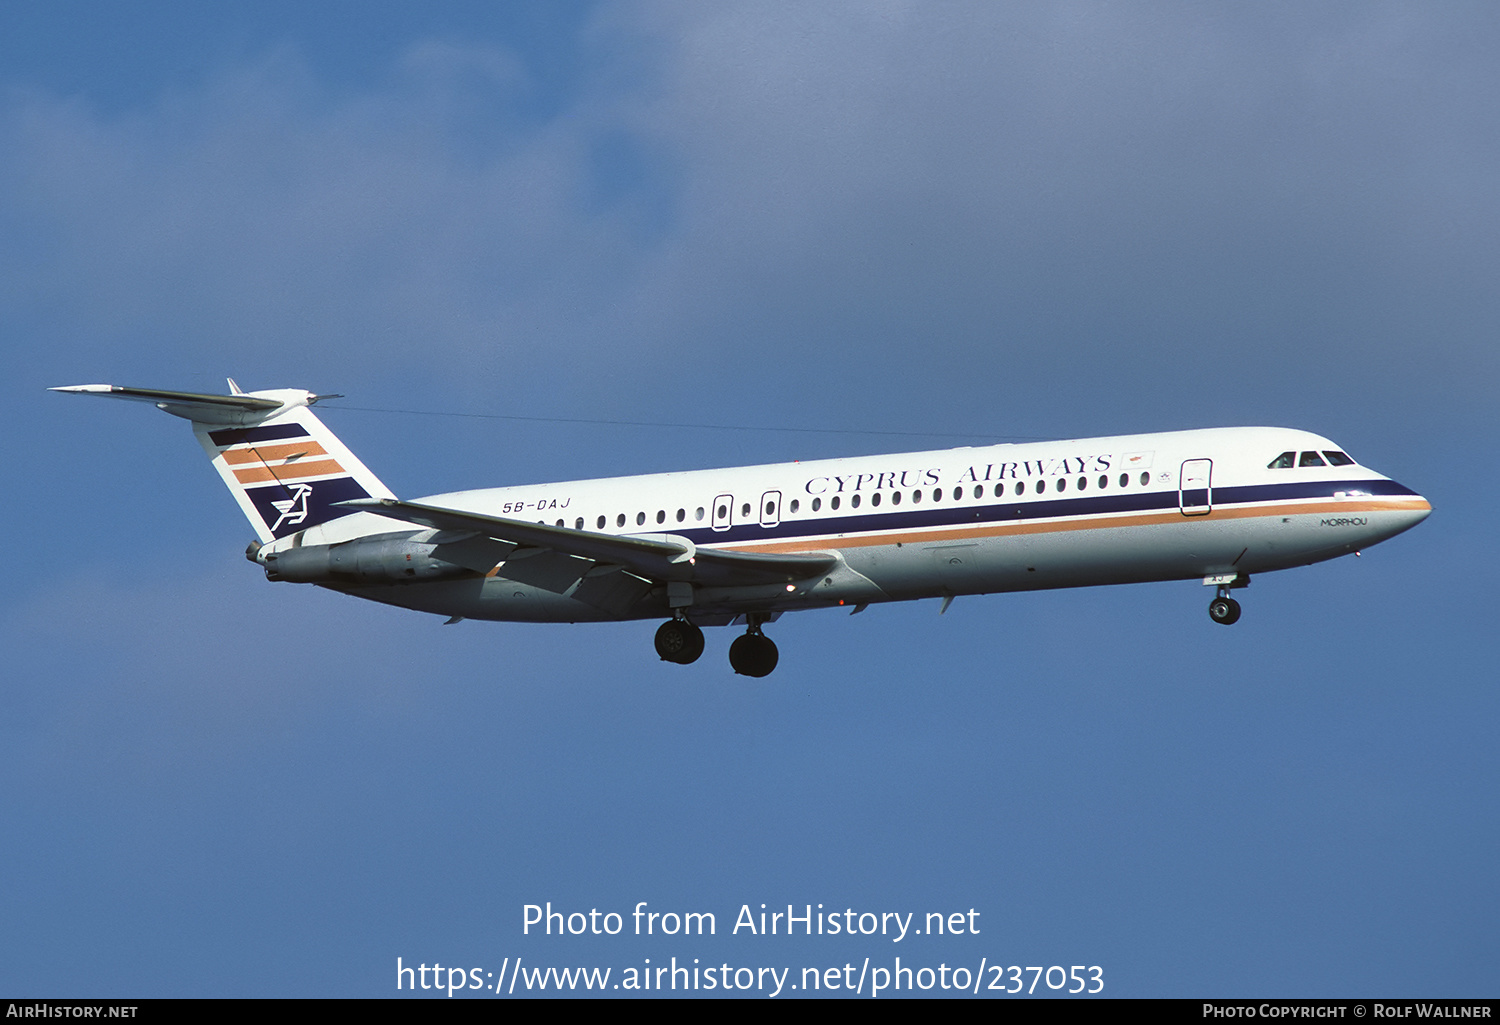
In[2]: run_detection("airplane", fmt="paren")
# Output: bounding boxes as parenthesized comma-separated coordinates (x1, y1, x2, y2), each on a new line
(52, 382, 1431, 676)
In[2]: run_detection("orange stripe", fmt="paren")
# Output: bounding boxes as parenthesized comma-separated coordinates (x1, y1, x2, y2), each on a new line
(724, 497, 1430, 555)
(231, 459, 346, 484)
(220, 441, 329, 465)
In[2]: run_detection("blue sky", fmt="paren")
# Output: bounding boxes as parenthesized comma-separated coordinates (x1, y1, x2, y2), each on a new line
(3, 2, 1496, 998)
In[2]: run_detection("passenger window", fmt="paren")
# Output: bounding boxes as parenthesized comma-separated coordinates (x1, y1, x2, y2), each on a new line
(617, 513, 626, 528)
(1119, 473, 1129, 488)
(1077, 476, 1087, 491)
(993, 484, 1004, 498)
(790, 499, 800, 513)
(1015, 481, 1025, 495)
(812, 497, 822, 511)
(933, 488, 943, 501)
(695, 507, 705, 521)
(851, 494, 862, 508)
(575, 518, 583, 530)
(1098, 474, 1108, 489)
(556, 519, 564, 527)
(871, 492, 882, 507)
(1056, 478, 1066, 492)
(741, 502, 751, 517)
(1268, 452, 1296, 469)
(831, 496, 841, 510)
(1139, 472, 1150, 486)
(637, 512, 646, 526)
(1299, 451, 1326, 467)
(716, 504, 727, 520)
(596, 515, 606, 529)
(1036, 479, 1046, 493)
(656, 510, 666, 524)
(890, 492, 900, 506)
(912, 490, 921, 504)
(1323, 450, 1355, 466)
(676, 508, 685, 522)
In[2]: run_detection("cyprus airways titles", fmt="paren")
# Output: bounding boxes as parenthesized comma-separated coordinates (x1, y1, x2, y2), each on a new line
(53, 382, 1430, 677)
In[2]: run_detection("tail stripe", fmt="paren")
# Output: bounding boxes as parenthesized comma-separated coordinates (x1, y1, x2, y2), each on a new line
(231, 460, 347, 484)
(220, 441, 330, 465)
(207, 423, 311, 446)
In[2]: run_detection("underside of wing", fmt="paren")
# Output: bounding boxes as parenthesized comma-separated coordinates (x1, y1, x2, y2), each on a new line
(337, 497, 837, 590)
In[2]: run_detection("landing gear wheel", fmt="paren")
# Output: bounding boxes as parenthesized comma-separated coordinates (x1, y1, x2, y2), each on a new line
(728, 632, 779, 677)
(1208, 596, 1242, 625)
(654, 619, 705, 664)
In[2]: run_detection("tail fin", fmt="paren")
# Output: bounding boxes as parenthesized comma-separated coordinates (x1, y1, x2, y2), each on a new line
(52, 382, 395, 544)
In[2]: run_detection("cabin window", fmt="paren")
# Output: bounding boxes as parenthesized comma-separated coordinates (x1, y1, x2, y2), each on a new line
(716, 503, 727, 520)
(1323, 450, 1355, 466)
(1015, 481, 1025, 495)
(741, 502, 751, 517)
(890, 492, 900, 506)
(695, 507, 705, 521)
(1139, 471, 1150, 486)
(1268, 452, 1296, 469)
(1077, 476, 1087, 491)
(1036, 479, 1046, 493)
(575, 518, 583, 530)
(1056, 477, 1066, 492)
(789, 499, 800, 513)
(812, 497, 822, 511)
(831, 496, 841, 510)
(556, 519, 564, 527)
(871, 492, 882, 507)
(1119, 473, 1129, 488)
(993, 483, 1004, 498)
(1098, 474, 1108, 489)
(933, 488, 943, 501)
(851, 494, 862, 508)
(636, 512, 646, 526)
(597, 515, 606, 529)
(973, 485, 983, 499)
(656, 510, 665, 524)
(1299, 451, 1326, 467)
(617, 513, 626, 528)
(676, 508, 685, 522)
(912, 490, 922, 504)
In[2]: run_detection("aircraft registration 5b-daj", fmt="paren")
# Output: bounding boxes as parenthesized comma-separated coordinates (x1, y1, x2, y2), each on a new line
(54, 382, 1431, 677)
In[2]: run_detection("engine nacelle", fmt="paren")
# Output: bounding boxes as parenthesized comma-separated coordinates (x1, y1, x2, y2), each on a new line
(262, 535, 473, 585)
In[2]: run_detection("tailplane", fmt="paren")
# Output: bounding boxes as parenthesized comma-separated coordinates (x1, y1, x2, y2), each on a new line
(52, 382, 395, 544)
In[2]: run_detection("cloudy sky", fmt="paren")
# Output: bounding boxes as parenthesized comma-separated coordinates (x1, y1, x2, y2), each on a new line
(3, 1, 1496, 997)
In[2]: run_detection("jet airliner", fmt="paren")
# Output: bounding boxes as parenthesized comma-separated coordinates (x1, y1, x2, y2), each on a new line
(53, 382, 1431, 676)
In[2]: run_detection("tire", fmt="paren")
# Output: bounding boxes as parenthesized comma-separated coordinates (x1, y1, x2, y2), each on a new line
(655, 620, 705, 663)
(1208, 596, 1242, 625)
(728, 633, 779, 677)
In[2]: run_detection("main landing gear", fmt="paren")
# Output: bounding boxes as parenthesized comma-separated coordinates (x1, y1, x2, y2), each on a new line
(654, 617, 705, 664)
(1208, 585, 1242, 626)
(657, 615, 779, 676)
(729, 617, 778, 678)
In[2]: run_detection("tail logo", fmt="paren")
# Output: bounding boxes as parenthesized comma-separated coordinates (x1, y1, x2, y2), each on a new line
(270, 484, 314, 533)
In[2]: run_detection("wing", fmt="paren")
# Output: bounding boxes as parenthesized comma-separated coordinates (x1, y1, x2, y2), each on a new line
(337, 497, 837, 590)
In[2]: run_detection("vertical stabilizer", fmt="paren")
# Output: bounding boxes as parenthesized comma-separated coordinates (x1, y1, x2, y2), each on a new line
(52, 383, 394, 544)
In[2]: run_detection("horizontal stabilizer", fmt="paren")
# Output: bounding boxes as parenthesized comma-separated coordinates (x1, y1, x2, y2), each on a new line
(50, 384, 285, 418)
(339, 497, 837, 588)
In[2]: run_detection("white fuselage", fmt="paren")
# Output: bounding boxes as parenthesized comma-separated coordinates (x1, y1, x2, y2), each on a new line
(283, 425, 1431, 625)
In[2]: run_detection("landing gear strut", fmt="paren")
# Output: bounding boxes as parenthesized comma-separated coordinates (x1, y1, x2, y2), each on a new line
(1208, 585, 1242, 626)
(654, 617, 705, 664)
(728, 615, 778, 677)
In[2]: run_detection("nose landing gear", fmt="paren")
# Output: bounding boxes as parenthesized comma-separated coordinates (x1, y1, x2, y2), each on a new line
(654, 618, 705, 664)
(728, 616, 779, 677)
(1208, 584, 1242, 625)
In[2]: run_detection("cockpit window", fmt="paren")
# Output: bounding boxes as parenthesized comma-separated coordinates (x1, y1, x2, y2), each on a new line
(1268, 452, 1295, 469)
(1299, 451, 1326, 467)
(1323, 450, 1355, 466)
